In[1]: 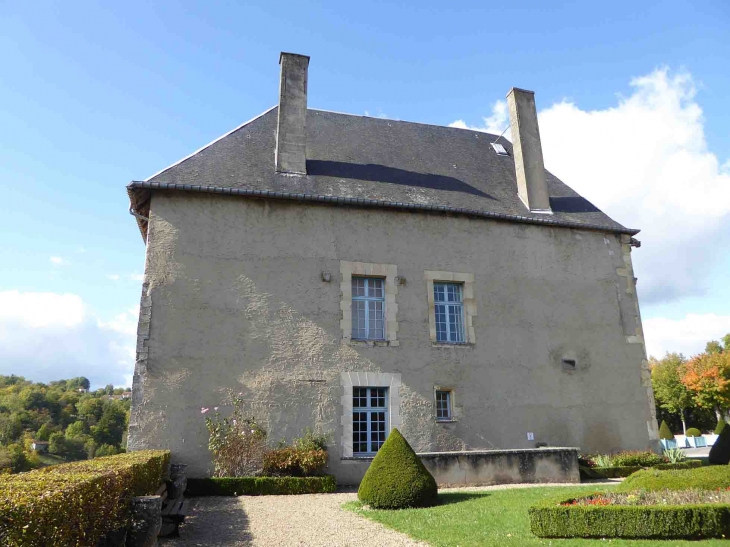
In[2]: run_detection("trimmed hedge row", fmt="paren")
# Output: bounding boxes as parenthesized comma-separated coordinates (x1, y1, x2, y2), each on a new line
(0, 450, 170, 547)
(529, 497, 730, 539)
(579, 460, 702, 480)
(617, 464, 730, 493)
(186, 475, 336, 496)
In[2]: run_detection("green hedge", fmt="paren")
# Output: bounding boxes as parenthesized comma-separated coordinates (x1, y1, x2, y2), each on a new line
(186, 475, 336, 496)
(529, 496, 730, 539)
(617, 464, 730, 493)
(580, 460, 702, 480)
(0, 450, 170, 547)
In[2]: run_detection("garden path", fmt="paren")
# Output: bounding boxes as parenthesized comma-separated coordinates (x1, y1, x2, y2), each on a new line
(162, 482, 617, 546)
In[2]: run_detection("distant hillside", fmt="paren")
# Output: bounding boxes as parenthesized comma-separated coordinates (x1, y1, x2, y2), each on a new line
(0, 375, 131, 473)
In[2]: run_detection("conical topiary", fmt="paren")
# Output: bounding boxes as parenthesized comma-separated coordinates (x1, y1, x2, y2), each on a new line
(710, 424, 730, 465)
(715, 419, 727, 436)
(658, 420, 673, 440)
(357, 428, 438, 509)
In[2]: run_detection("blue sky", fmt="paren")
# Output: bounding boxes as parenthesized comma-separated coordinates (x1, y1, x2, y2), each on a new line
(1, 1, 729, 388)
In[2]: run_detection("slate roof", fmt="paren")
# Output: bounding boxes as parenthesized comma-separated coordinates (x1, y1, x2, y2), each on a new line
(127, 107, 637, 240)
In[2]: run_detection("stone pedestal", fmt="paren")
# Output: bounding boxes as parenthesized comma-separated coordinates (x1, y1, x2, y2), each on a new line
(126, 496, 162, 547)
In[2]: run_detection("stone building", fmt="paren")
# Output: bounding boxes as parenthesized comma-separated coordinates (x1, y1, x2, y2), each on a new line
(127, 52, 659, 484)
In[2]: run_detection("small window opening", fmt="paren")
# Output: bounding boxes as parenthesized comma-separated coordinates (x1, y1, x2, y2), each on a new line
(562, 359, 576, 371)
(436, 390, 452, 421)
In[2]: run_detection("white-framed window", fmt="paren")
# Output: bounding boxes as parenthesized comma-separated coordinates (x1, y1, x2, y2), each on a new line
(435, 390, 452, 421)
(434, 282, 465, 343)
(352, 387, 388, 455)
(351, 277, 385, 340)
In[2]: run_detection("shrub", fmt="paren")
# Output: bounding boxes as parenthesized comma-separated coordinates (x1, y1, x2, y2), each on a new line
(579, 460, 701, 480)
(617, 465, 730, 493)
(204, 393, 267, 477)
(715, 419, 727, 435)
(292, 428, 330, 452)
(710, 424, 730, 465)
(659, 420, 674, 440)
(529, 496, 730, 539)
(686, 427, 702, 437)
(0, 450, 169, 546)
(186, 475, 336, 496)
(611, 451, 667, 467)
(358, 428, 437, 509)
(262, 448, 328, 477)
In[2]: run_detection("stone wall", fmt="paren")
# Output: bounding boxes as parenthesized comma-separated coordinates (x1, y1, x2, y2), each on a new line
(127, 192, 659, 482)
(418, 448, 580, 487)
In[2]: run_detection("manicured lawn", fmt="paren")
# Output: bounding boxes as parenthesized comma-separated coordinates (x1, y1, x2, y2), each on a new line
(343, 485, 729, 546)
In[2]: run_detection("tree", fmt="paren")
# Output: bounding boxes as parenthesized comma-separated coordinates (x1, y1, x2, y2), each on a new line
(65, 420, 87, 438)
(706, 341, 724, 355)
(651, 353, 693, 435)
(48, 431, 68, 456)
(77, 397, 104, 424)
(104, 384, 114, 396)
(91, 404, 127, 446)
(681, 350, 730, 423)
(36, 422, 57, 441)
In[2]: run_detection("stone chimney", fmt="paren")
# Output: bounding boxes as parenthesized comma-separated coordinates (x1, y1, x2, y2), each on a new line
(506, 88, 552, 213)
(275, 52, 310, 175)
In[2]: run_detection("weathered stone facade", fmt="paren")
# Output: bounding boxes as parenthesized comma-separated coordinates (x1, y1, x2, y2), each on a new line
(128, 192, 659, 484)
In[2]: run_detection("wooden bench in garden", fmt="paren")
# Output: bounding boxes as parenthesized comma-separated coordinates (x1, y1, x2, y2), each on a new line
(156, 481, 190, 538)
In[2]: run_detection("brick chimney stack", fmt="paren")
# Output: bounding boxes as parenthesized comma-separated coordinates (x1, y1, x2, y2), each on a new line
(275, 53, 310, 175)
(507, 88, 552, 213)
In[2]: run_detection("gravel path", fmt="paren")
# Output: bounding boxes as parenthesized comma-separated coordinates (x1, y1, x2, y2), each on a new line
(162, 482, 617, 546)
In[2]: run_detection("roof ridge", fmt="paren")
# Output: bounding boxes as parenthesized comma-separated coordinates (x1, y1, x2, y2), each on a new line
(309, 108, 503, 139)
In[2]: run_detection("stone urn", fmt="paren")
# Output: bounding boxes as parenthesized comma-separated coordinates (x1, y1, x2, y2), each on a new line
(168, 463, 188, 499)
(126, 496, 162, 547)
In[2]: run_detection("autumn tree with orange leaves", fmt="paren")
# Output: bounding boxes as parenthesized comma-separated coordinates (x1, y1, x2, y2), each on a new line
(681, 344, 730, 423)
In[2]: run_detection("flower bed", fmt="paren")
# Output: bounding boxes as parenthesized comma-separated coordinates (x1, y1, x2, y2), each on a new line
(579, 460, 701, 480)
(529, 493, 730, 539)
(0, 450, 170, 547)
(185, 475, 336, 496)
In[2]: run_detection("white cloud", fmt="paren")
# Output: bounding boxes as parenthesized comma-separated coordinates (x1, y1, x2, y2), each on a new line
(0, 291, 138, 389)
(130, 273, 144, 281)
(49, 256, 69, 266)
(644, 314, 730, 359)
(364, 110, 390, 119)
(451, 68, 730, 304)
(107, 274, 121, 281)
(449, 100, 508, 135)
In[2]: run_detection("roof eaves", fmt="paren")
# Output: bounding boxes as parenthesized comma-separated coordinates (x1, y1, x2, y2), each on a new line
(126, 180, 640, 237)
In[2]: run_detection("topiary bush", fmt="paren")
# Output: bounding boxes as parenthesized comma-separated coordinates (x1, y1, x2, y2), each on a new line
(716, 419, 727, 435)
(617, 465, 730, 493)
(710, 424, 730, 465)
(686, 427, 702, 437)
(529, 497, 730, 539)
(659, 420, 674, 440)
(357, 428, 437, 509)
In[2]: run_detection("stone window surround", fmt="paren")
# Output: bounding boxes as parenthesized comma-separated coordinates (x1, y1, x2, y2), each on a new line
(425, 271, 477, 345)
(434, 385, 461, 423)
(340, 261, 399, 346)
(340, 372, 402, 458)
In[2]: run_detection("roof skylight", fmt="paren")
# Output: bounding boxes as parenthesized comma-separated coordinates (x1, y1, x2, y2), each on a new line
(491, 143, 508, 156)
